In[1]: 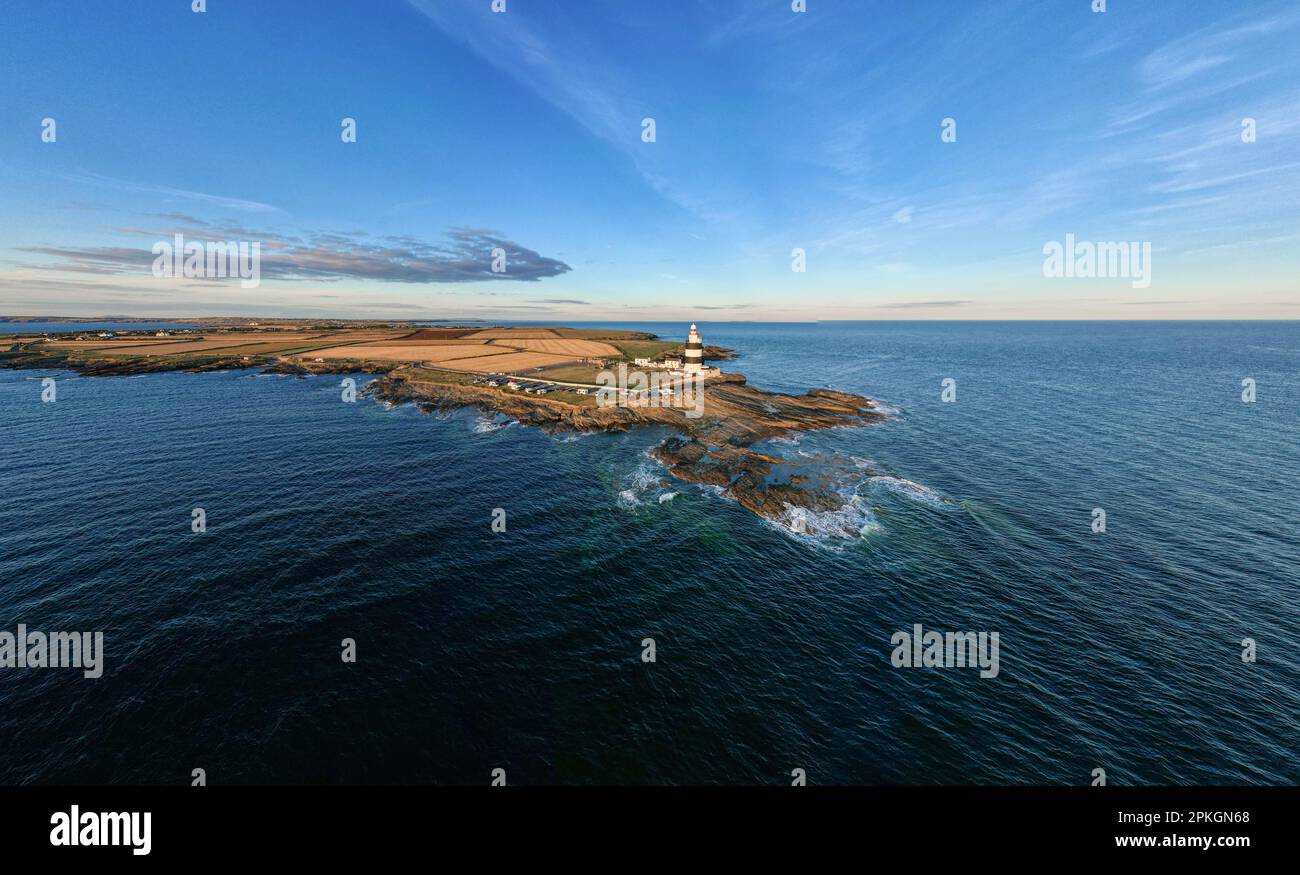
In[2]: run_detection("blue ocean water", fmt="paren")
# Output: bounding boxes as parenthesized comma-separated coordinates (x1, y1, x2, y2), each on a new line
(1, 321, 1297, 785)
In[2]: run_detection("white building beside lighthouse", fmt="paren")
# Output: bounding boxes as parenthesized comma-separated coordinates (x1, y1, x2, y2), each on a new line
(683, 323, 704, 373)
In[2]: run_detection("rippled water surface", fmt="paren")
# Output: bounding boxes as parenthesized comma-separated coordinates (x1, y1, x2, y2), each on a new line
(1, 321, 1297, 784)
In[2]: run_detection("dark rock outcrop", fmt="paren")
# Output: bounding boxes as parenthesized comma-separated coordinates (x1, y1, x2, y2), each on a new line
(366, 371, 885, 531)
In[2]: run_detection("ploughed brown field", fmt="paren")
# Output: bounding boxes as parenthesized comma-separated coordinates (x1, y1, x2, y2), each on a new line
(400, 328, 479, 341)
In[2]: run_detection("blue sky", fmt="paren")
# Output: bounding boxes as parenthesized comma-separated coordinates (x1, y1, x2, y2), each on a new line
(1, 0, 1297, 320)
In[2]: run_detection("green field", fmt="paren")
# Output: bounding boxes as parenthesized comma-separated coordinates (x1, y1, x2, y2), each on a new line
(609, 340, 681, 360)
(549, 327, 658, 340)
(405, 366, 482, 386)
(531, 362, 608, 384)
(544, 389, 599, 406)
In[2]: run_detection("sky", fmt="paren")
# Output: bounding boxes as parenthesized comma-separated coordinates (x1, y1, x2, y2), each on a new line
(0, 0, 1297, 321)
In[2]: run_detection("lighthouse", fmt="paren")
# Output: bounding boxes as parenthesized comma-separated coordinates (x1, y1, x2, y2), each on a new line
(683, 323, 704, 373)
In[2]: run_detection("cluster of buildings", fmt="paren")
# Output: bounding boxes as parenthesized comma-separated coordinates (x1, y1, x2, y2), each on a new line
(633, 324, 717, 377)
(482, 376, 565, 396)
(633, 356, 681, 369)
(69, 328, 192, 341)
(475, 325, 717, 401)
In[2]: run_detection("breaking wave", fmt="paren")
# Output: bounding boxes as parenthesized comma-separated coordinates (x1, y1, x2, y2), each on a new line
(868, 474, 947, 507)
(767, 494, 882, 547)
(472, 414, 515, 434)
(551, 429, 598, 443)
(617, 461, 667, 509)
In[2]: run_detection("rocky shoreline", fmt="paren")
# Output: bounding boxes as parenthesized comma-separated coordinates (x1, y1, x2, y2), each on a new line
(4, 337, 885, 534)
(364, 371, 886, 532)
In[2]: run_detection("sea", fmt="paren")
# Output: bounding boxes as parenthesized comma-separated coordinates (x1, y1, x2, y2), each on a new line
(1, 321, 1297, 785)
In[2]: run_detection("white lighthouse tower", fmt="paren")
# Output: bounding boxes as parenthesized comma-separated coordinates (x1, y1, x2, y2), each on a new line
(683, 323, 704, 373)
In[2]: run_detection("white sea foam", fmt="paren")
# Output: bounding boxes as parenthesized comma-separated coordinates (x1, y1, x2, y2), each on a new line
(552, 429, 597, 443)
(618, 461, 667, 509)
(769, 494, 881, 546)
(658, 491, 678, 503)
(869, 475, 946, 507)
(472, 415, 513, 434)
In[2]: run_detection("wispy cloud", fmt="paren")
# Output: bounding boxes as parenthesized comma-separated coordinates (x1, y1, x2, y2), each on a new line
(404, 0, 762, 237)
(1137, 12, 1298, 91)
(15, 224, 572, 285)
(54, 171, 284, 215)
(878, 300, 973, 309)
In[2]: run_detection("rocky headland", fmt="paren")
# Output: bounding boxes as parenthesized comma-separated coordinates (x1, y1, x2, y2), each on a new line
(365, 371, 886, 530)
(3, 326, 886, 533)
